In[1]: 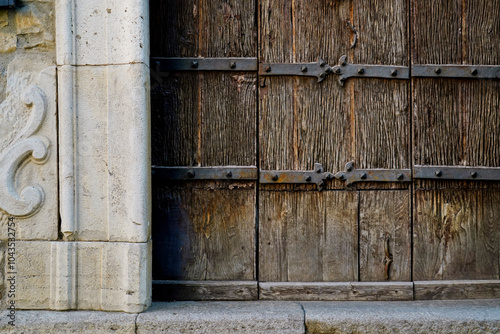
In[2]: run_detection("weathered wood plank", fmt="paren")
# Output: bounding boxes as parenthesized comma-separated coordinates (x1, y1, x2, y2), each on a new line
(152, 182, 255, 281)
(259, 282, 413, 301)
(201, 72, 257, 166)
(153, 281, 258, 301)
(259, 191, 358, 282)
(150, 0, 199, 57)
(465, 0, 500, 65)
(414, 280, 500, 300)
(413, 190, 500, 281)
(151, 73, 199, 166)
(360, 191, 411, 282)
(411, 0, 462, 65)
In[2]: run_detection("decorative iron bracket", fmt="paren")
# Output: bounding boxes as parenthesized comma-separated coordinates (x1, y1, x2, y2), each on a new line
(152, 166, 258, 181)
(331, 55, 409, 85)
(334, 161, 411, 186)
(413, 165, 500, 181)
(412, 65, 500, 79)
(260, 163, 334, 190)
(259, 59, 332, 82)
(152, 57, 258, 72)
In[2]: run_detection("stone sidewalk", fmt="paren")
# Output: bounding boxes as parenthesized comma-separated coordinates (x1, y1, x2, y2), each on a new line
(1, 299, 499, 333)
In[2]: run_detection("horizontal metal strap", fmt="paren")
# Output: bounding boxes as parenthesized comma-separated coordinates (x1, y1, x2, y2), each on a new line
(413, 165, 500, 181)
(152, 166, 258, 180)
(334, 162, 411, 186)
(259, 59, 332, 82)
(331, 55, 409, 86)
(260, 163, 333, 190)
(152, 57, 258, 72)
(412, 65, 500, 79)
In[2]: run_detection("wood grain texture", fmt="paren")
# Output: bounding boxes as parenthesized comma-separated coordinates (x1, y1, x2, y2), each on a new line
(259, 191, 358, 282)
(359, 191, 411, 282)
(152, 182, 255, 281)
(152, 281, 258, 301)
(150, 0, 256, 57)
(414, 280, 500, 300)
(465, 0, 500, 65)
(353, 0, 408, 66)
(411, 0, 462, 64)
(413, 190, 500, 281)
(151, 73, 199, 166)
(259, 282, 413, 301)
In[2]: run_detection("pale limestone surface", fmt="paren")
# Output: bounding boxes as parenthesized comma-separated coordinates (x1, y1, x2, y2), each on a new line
(0, 310, 137, 333)
(303, 300, 500, 334)
(0, 0, 151, 313)
(136, 301, 306, 334)
(16, 241, 151, 313)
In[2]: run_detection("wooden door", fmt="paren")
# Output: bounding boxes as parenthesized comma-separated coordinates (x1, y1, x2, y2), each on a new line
(150, 0, 500, 301)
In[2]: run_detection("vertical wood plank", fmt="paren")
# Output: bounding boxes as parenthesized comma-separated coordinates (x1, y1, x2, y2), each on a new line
(259, 191, 358, 282)
(153, 182, 256, 281)
(360, 191, 411, 281)
(413, 190, 500, 281)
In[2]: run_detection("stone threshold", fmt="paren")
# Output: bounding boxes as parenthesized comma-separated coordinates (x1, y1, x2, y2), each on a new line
(1, 299, 499, 333)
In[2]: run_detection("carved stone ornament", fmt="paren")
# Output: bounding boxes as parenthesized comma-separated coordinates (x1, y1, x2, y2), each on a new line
(0, 85, 49, 217)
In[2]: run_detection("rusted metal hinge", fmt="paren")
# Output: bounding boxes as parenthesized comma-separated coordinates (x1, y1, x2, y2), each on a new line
(152, 166, 258, 181)
(334, 162, 411, 186)
(152, 57, 258, 72)
(259, 59, 333, 82)
(260, 163, 334, 190)
(331, 55, 409, 85)
(412, 65, 500, 79)
(413, 165, 500, 181)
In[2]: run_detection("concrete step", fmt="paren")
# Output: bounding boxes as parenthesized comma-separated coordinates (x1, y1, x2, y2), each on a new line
(1, 299, 500, 333)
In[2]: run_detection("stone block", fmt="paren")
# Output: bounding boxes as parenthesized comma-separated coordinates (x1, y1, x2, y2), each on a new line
(302, 300, 500, 334)
(56, 0, 149, 65)
(0, 309, 136, 333)
(136, 301, 305, 334)
(15, 241, 151, 312)
(0, 10, 8, 28)
(0, 54, 58, 240)
(0, 32, 16, 53)
(16, 9, 42, 35)
(57, 63, 150, 242)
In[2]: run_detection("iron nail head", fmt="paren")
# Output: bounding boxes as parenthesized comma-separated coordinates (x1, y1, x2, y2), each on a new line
(192, 61, 199, 68)
(434, 68, 441, 74)
(226, 171, 233, 178)
(272, 174, 279, 181)
(358, 68, 365, 74)
(305, 175, 312, 182)
(187, 170, 195, 177)
(360, 172, 367, 179)
(396, 173, 404, 180)
(301, 66, 308, 73)
(391, 69, 398, 76)
(435, 170, 442, 177)
(265, 66, 271, 73)
(470, 171, 477, 178)
(230, 62, 236, 69)
(471, 69, 478, 75)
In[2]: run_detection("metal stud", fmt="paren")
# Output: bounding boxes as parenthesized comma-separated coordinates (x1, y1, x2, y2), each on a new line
(434, 68, 441, 74)
(301, 66, 308, 73)
(319, 60, 326, 67)
(187, 170, 195, 178)
(391, 69, 398, 76)
(272, 174, 279, 181)
(230, 62, 237, 69)
(396, 173, 404, 180)
(319, 73, 326, 79)
(305, 176, 312, 182)
(265, 66, 271, 73)
(358, 68, 365, 74)
(226, 171, 233, 178)
(471, 68, 478, 76)
(335, 67, 341, 74)
(470, 171, 477, 178)
(360, 172, 367, 179)
(191, 61, 199, 68)
(435, 170, 442, 177)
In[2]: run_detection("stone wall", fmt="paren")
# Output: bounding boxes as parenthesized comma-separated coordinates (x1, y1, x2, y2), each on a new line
(0, 0, 151, 312)
(0, 0, 57, 309)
